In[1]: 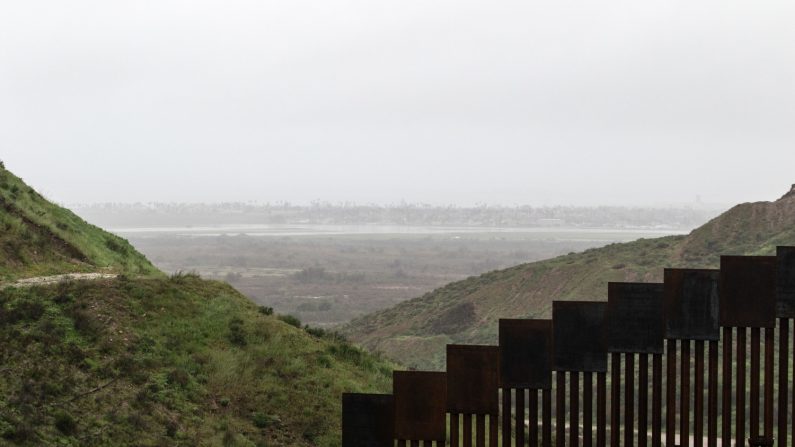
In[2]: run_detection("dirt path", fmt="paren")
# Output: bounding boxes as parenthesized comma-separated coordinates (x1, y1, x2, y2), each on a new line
(2, 273, 118, 289)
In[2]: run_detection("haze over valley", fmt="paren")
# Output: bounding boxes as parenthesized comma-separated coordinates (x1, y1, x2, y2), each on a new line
(76, 202, 723, 327)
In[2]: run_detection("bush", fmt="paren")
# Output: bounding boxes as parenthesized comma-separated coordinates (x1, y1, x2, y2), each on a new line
(54, 410, 77, 435)
(169, 271, 201, 283)
(304, 326, 327, 338)
(278, 314, 301, 328)
(258, 306, 273, 316)
(252, 412, 269, 429)
(167, 368, 191, 388)
(5, 422, 35, 442)
(69, 307, 103, 339)
(228, 318, 247, 346)
(105, 238, 128, 254)
(3, 300, 45, 324)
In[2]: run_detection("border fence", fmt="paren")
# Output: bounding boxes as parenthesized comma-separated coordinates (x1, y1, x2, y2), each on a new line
(342, 246, 795, 447)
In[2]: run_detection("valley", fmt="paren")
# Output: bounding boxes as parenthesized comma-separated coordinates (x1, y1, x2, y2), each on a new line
(117, 225, 687, 327)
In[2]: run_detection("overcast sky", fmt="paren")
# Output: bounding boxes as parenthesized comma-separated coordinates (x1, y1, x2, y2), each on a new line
(1, 1, 794, 207)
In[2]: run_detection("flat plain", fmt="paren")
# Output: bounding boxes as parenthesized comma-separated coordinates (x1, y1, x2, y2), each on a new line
(121, 225, 684, 327)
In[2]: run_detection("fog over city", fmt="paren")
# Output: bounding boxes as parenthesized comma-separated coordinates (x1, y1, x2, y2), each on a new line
(2, 1, 794, 206)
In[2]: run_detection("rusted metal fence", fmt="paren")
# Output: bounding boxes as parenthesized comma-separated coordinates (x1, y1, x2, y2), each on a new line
(343, 247, 795, 446)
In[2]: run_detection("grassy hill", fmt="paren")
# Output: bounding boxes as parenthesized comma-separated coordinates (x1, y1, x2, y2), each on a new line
(0, 165, 159, 281)
(0, 165, 394, 446)
(342, 186, 795, 370)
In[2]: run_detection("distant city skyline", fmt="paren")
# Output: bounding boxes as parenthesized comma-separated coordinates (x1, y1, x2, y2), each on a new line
(2, 1, 794, 207)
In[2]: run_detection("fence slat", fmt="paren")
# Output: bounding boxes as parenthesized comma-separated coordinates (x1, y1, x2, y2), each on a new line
(695, 340, 705, 447)
(529, 390, 539, 447)
(597, 372, 606, 447)
(652, 354, 662, 447)
(736, 328, 746, 444)
(571, 373, 580, 447)
(666, 339, 677, 447)
(451, 414, 459, 447)
(464, 414, 472, 447)
(490, 414, 498, 447)
(543, 389, 552, 447)
(764, 326, 774, 439)
(557, 371, 565, 447)
(682, 340, 691, 445)
(721, 328, 733, 447)
(708, 340, 718, 447)
(477, 414, 486, 447)
(638, 355, 648, 447)
(517, 388, 525, 447)
(751, 327, 761, 438)
(779, 319, 790, 447)
(500, 391, 508, 447)
(624, 354, 634, 447)
(610, 355, 620, 447)
(584, 372, 593, 447)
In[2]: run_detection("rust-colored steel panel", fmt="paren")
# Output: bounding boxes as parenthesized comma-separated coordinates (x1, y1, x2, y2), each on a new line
(500, 390, 509, 447)
(606, 283, 665, 354)
(342, 393, 394, 447)
(499, 319, 553, 389)
(777, 246, 795, 317)
(446, 345, 499, 416)
(553, 301, 608, 372)
(663, 269, 720, 340)
(651, 354, 662, 447)
(394, 371, 447, 442)
(719, 256, 777, 328)
(778, 319, 789, 446)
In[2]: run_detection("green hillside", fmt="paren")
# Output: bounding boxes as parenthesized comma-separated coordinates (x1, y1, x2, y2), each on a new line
(342, 186, 795, 370)
(0, 166, 394, 446)
(0, 164, 159, 281)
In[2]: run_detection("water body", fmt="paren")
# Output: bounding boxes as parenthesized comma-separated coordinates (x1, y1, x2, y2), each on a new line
(109, 223, 687, 240)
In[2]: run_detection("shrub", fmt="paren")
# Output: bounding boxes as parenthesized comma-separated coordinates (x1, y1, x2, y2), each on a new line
(228, 318, 247, 346)
(258, 306, 273, 316)
(327, 342, 374, 371)
(167, 368, 191, 388)
(105, 238, 128, 254)
(277, 314, 301, 328)
(170, 271, 201, 283)
(69, 308, 103, 339)
(54, 410, 77, 435)
(304, 326, 327, 338)
(5, 422, 35, 442)
(252, 412, 269, 429)
(5, 300, 45, 324)
(166, 420, 178, 438)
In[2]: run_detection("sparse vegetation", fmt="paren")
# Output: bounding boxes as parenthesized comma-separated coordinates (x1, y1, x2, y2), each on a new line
(0, 168, 159, 281)
(344, 191, 795, 370)
(127, 227, 664, 328)
(0, 168, 394, 446)
(0, 276, 393, 446)
(278, 314, 302, 328)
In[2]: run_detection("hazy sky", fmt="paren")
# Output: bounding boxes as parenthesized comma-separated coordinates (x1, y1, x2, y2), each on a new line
(2, 1, 794, 206)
